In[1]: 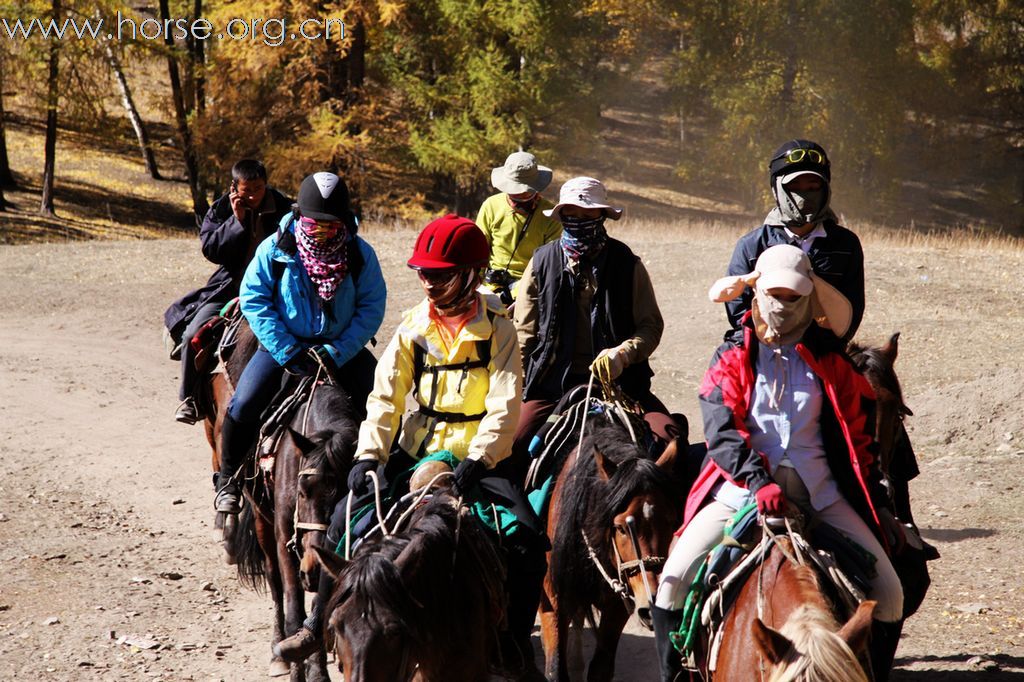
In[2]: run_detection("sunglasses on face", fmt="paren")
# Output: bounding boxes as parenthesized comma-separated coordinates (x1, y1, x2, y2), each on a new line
(774, 148, 827, 165)
(299, 216, 343, 238)
(417, 268, 460, 284)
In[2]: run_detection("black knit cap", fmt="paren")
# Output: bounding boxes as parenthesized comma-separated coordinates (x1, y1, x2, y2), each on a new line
(768, 139, 831, 186)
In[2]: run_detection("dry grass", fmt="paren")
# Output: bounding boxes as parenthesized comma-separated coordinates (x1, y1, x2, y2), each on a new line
(610, 216, 1024, 254)
(0, 110, 193, 245)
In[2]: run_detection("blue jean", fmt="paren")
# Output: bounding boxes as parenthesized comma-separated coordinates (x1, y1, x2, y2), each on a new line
(227, 348, 285, 424)
(178, 300, 226, 401)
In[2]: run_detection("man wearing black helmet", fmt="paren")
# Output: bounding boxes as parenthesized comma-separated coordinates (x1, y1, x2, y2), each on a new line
(724, 140, 865, 343)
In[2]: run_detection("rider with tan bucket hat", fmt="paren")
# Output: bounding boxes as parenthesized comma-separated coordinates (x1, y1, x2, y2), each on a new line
(512, 176, 683, 476)
(476, 151, 563, 304)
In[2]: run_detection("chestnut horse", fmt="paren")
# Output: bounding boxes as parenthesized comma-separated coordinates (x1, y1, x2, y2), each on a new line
(715, 536, 876, 682)
(313, 492, 506, 682)
(198, 318, 358, 681)
(541, 418, 683, 682)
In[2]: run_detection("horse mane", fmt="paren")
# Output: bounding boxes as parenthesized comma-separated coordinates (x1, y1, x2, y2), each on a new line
(550, 420, 680, 622)
(328, 534, 419, 635)
(768, 604, 868, 682)
(847, 341, 911, 416)
(764, 539, 868, 682)
(327, 494, 505, 647)
(303, 384, 359, 478)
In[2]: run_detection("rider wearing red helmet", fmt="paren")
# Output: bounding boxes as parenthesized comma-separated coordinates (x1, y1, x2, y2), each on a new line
(276, 215, 548, 680)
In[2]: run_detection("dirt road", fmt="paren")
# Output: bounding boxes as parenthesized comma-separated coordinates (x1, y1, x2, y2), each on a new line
(1, 226, 1023, 680)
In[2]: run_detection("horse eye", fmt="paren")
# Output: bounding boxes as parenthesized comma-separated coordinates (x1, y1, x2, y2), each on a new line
(615, 524, 627, 535)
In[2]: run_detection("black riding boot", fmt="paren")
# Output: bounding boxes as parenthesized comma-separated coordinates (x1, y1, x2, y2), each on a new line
(215, 414, 252, 513)
(651, 605, 685, 682)
(275, 569, 333, 662)
(501, 536, 547, 681)
(869, 620, 902, 682)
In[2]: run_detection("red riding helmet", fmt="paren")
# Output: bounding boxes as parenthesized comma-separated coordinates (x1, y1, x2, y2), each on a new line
(408, 214, 490, 270)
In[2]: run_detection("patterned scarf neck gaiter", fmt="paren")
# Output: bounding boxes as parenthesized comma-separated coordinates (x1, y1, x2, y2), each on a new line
(296, 216, 349, 301)
(560, 214, 608, 262)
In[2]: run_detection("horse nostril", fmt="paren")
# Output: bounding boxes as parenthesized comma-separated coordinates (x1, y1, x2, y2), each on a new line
(637, 607, 652, 630)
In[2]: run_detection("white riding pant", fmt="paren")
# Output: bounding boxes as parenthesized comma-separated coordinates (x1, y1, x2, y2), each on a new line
(655, 467, 903, 622)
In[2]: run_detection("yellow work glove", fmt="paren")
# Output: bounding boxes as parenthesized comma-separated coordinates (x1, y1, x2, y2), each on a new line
(590, 345, 629, 382)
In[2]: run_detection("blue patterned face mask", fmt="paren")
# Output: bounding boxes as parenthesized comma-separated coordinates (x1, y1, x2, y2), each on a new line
(560, 215, 607, 261)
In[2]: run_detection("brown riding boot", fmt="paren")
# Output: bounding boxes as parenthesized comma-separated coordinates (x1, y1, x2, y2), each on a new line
(274, 627, 320, 662)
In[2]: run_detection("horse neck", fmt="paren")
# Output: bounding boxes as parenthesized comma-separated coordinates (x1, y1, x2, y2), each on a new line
(765, 539, 833, 627)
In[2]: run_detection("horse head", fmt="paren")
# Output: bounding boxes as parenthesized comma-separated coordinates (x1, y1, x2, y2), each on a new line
(848, 332, 912, 476)
(289, 428, 354, 592)
(315, 493, 502, 681)
(753, 600, 876, 682)
(585, 426, 684, 629)
(313, 543, 421, 682)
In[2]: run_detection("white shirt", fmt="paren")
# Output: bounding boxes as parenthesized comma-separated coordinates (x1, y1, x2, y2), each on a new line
(784, 223, 828, 253)
(713, 342, 841, 511)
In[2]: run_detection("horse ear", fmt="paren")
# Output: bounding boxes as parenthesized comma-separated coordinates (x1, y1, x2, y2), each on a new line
(881, 332, 901, 364)
(752, 618, 791, 665)
(288, 428, 317, 455)
(312, 544, 348, 580)
(837, 600, 876, 655)
(655, 439, 679, 472)
(593, 446, 617, 481)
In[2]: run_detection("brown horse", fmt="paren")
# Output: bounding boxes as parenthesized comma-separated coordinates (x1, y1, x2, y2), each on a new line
(313, 492, 506, 682)
(715, 536, 876, 682)
(847, 333, 913, 477)
(541, 418, 683, 682)
(198, 318, 358, 681)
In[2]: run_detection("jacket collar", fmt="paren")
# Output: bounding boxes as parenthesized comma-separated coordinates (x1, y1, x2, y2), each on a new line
(405, 292, 501, 359)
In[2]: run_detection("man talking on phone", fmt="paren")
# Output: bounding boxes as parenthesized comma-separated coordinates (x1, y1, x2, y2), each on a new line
(164, 159, 293, 424)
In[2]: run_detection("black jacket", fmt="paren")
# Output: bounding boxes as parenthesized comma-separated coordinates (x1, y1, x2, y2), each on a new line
(725, 220, 865, 341)
(164, 187, 293, 335)
(522, 239, 654, 401)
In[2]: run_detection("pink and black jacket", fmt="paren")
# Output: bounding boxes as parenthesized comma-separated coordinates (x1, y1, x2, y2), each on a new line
(684, 317, 891, 545)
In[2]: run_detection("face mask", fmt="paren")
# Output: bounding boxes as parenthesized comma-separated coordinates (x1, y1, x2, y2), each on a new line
(420, 269, 479, 316)
(560, 214, 608, 261)
(509, 193, 538, 212)
(753, 288, 812, 346)
(773, 177, 831, 227)
(792, 189, 826, 217)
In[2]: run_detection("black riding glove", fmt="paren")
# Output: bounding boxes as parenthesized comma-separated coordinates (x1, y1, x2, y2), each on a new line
(285, 350, 319, 376)
(309, 345, 339, 374)
(347, 460, 377, 498)
(452, 457, 486, 496)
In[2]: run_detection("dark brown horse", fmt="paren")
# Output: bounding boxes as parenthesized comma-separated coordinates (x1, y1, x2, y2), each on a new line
(198, 318, 358, 680)
(715, 536, 876, 682)
(541, 419, 683, 682)
(847, 333, 913, 477)
(313, 492, 506, 682)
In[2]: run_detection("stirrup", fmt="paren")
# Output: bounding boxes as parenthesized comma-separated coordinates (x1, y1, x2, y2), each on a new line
(174, 398, 202, 425)
(214, 486, 241, 514)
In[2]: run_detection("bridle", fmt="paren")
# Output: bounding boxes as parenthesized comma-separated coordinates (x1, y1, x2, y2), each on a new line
(290, 465, 331, 560)
(580, 513, 665, 613)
